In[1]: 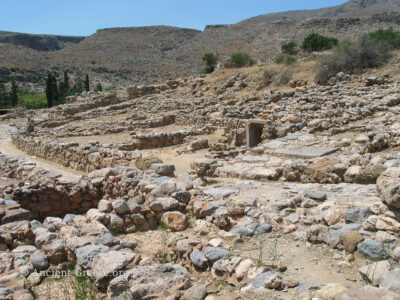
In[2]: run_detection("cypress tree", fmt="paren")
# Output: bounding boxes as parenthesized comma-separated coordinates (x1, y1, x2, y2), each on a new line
(0, 83, 8, 108)
(84, 74, 89, 91)
(45, 73, 54, 108)
(9, 79, 18, 107)
(63, 70, 69, 90)
(51, 74, 59, 103)
(58, 81, 65, 99)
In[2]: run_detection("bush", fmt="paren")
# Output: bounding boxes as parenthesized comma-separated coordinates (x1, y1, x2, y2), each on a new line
(230, 52, 255, 68)
(370, 27, 400, 49)
(275, 54, 297, 66)
(302, 33, 338, 52)
(261, 67, 293, 87)
(315, 34, 391, 83)
(202, 53, 218, 74)
(282, 42, 298, 55)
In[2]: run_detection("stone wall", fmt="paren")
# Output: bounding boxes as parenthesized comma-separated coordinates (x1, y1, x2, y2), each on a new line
(11, 134, 141, 172)
(0, 153, 153, 220)
(115, 126, 215, 150)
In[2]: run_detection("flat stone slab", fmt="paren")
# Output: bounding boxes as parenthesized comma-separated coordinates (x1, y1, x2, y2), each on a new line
(275, 147, 338, 159)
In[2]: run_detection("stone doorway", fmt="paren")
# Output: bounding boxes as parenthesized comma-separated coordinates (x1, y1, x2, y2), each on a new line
(246, 119, 267, 148)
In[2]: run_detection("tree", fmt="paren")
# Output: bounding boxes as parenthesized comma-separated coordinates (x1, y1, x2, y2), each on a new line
(202, 53, 218, 74)
(281, 42, 298, 55)
(301, 33, 338, 52)
(95, 82, 102, 92)
(45, 73, 54, 108)
(63, 70, 69, 90)
(84, 74, 90, 91)
(9, 79, 18, 107)
(229, 52, 255, 68)
(51, 74, 59, 103)
(0, 83, 8, 108)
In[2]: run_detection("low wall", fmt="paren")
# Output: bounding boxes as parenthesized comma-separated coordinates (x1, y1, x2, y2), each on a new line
(0, 153, 147, 220)
(11, 134, 141, 172)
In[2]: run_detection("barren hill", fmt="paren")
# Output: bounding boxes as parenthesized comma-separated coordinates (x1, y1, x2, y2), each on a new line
(240, 0, 400, 24)
(0, 0, 400, 84)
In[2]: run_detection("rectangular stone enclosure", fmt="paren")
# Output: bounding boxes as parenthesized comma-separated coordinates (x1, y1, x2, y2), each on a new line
(246, 119, 267, 148)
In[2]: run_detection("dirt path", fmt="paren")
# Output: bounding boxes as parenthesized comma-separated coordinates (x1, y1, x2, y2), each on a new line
(0, 124, 85, 179)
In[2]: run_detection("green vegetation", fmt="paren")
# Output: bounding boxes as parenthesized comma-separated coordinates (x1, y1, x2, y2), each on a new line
(275, 54, 298, 66)
(95, 82, 102, 92)
(281, 42, 298, 55)
(9, 79, 18, 107)
(17, 89, 47, 109)
(230, 51, 255, 68)
(202, 52, 218, 74)
(0, 83, 8, 108)
(84, 74, 90, 91)
(316, 32, 392, 83)
(45, 73, 58, 108)
(370, 26, 400, 48)
(72, 270, 101, 300)
(302, 33, 338, 52)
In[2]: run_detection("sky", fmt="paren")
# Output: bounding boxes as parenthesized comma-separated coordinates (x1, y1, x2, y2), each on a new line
(1, 0, 348, 36)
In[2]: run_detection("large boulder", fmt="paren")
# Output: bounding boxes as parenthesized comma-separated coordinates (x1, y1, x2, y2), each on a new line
(377, 167, 400, 209)
(108, 264, 190, 299)
(91, 251, 135, 287)
(76, 245, 109, 269)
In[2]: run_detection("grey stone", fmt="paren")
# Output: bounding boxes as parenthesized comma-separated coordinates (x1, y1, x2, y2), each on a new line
(255, 224, 272, 235)
(204, 247, 230, 262)
(305, 190, 327, 201)
(380, 268, 400, 294)
(125, 264, 190, 299)
(357, 239, 389, 260)
(30, 250, 48, 271)
(150, 163, 175, 176)
(98, 199, 113, 213)
(377, 167, 400, 209)
(91, 251, 135, 286)
(202, 186, 239, 199)
(231, 225, 254, 237)
(287, 213, 300, 224)
(190, 249, 208, 268)
(63, 214, 76, 224)
(252, 271, 278, 288)
(327, 223, 362, 247)
(182, 284, 206, 300)
(149, 197, 179, 212)
(76, 245, 109, 269)
(95, 233, 119, 247)
(112, 199, 130, 215)
(276, 147, 338, 159)
(344, 207, 370, 224)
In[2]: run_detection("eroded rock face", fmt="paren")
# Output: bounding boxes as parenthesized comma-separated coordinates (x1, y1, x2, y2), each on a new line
(377, 168, 400, 209)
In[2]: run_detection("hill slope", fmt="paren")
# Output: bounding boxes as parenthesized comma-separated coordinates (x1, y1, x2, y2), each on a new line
(239, 0, 400, 24)
(0, 0, 400, 85)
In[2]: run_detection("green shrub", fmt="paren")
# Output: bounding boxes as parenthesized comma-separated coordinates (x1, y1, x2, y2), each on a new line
(230, 52, 255, 68)
(202, 53, 218, 73)
(281, 42, 298, 55)
(316, 34, 390, 83)
(302, 33, 338, 52)
(275, 54, 297, 66)
(370, 27, 400, 49)
(95, 82, 102, 92)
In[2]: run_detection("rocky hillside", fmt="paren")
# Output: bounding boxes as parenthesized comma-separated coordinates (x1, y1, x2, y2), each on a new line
(0, 0, 400, 84)
(0, 31, 84, 51)
(240, 0, 400, 24)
